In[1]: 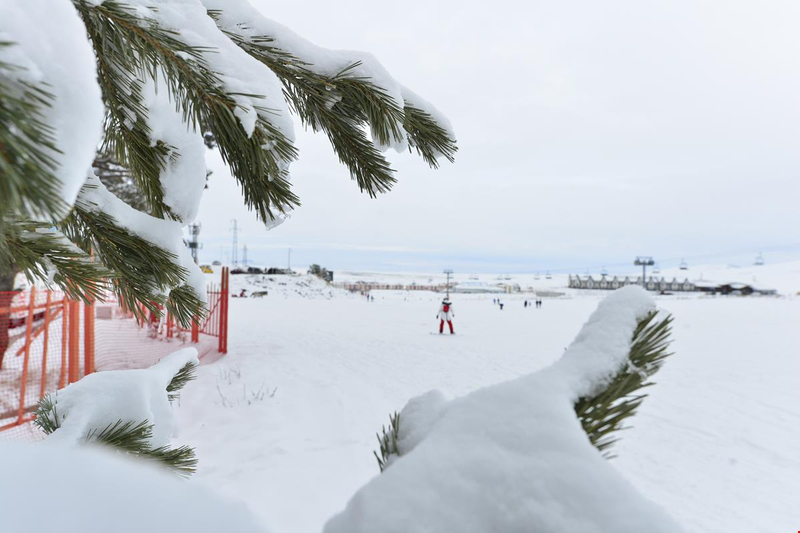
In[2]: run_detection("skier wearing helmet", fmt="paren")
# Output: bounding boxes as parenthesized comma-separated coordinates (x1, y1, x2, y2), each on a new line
(437, 298, 455, 334)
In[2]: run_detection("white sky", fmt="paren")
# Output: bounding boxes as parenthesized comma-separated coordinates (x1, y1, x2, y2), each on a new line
(194, 0, 800, 273)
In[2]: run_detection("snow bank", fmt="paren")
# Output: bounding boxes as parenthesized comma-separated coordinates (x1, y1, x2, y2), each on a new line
(42, 349, 199, 447)
(0, 441, 265, 533)
(0, 0, 104, 215)
(324, 286, 683, 533)
(203, 0, 456, 155)
(79, 173, 207, 302)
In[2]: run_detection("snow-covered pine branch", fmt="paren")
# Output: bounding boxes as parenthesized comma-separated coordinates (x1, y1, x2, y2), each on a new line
(0, 0, 457, 322)
(35, 348, 200, 476)
(339, 287, 681, 533)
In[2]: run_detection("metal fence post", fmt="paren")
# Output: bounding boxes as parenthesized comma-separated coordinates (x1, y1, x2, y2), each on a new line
(84, 298, 95, 375)
(17, 288, 36, 422)
(68, 300, 80, 383)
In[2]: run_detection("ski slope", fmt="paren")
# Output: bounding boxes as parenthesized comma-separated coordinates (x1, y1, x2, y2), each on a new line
(175, 269, 799, 533)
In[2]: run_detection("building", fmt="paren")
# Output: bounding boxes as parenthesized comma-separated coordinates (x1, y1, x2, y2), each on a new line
(569, 275, 776, 295)
(569, 275, 695, 292)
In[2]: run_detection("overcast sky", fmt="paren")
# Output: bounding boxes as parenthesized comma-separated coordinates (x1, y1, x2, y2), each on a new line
(193, 0, 800, 273)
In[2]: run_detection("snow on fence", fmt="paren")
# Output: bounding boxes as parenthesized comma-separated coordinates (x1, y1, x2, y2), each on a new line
(0, 268, 229, 441)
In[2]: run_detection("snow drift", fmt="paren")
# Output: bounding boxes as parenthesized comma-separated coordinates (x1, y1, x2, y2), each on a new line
(324, 286, 684, 532)
(0, 441, 265, 533)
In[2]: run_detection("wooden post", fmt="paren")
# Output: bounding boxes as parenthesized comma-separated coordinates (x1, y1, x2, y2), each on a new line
(39, 291, 52, 399)
(191, 317, 199, 343)
(17, 288, 36, 422)
(68, 300, 80, 383)
(84, 298, 95, 375)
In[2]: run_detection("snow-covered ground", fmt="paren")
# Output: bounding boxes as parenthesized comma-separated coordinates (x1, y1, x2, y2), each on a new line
(174, 267, 799, 533)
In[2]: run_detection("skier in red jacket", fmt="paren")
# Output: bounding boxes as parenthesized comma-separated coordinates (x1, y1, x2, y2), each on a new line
(437, 299, 455, 334)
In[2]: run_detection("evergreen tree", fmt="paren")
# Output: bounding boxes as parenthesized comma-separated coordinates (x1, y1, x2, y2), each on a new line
(0, 0, 457, 326)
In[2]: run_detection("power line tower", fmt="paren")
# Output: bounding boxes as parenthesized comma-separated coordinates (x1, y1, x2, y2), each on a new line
(633, 256, 655, 288)
(287, 248, 292, 272)
(187, 222, 202, 264)
(242, 244, 248, 267)
(443, 269, 453, 299)
(230, 219, 238, 267)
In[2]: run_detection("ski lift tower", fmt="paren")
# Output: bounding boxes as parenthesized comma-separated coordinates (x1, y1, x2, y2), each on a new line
(754, 252, 764, 266)
(187, 223, 202, 264)
(634, 256, 655, 288)
(443, 269, 453, 299)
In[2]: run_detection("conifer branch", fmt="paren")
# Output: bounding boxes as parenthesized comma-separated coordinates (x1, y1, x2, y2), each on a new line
(87, 419, 198, 477)
(0, 42, 65, 223)
(166, 361, 198, 401)
(59, 195, 203, 326)
(215, 27, 405, 196)
(403, 103, 457, 167)
(1, 221, 110, 304)
(373, 411, 400, 472)
(574, 311, 674, 458)
(33, 394, 60, 435)
(74, 0, 299, 223)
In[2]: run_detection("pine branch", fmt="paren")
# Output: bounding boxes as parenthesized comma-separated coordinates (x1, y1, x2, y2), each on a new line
(33, 393, 60, 435)
(216, 27, 402, 196)
(574, 311, 674, 458)
(166, 361, 198, 401)
(0, 42, 65, 222)
(403, 103, 457, 167)
(74, 0, 299, 223)
(60, 194, 195, 323)
(1, 220, 110, 304)
(373, 411, 400, 472)
(87, 419, 198, 478)
(213, 19, 457, 193)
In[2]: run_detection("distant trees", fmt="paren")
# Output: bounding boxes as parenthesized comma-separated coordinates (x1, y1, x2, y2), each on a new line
(308, 264, 332, 282)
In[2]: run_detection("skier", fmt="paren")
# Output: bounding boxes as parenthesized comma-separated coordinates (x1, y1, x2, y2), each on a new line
(499, 302, 504, 310)
(437, 298, 455, 334)
(524, 300, 528, 308)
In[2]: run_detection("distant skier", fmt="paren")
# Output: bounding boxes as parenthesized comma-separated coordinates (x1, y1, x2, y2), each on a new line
(499, 302, 504, 310)
(437, 298, 455, 334)
(238, 288, 247, 298)
(524, 300, 528, 308)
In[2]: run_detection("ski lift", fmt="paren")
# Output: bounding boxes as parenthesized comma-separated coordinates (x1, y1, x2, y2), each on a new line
(534, 272, 540, 280)
(679, 258, 688, 270)
(545, 271, 552, 280)
(653, 263, 660, 274)
(754, 252, 764, 266)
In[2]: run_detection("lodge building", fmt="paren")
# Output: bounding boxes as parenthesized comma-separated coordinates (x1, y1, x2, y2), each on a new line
(569, 275, 695, 292)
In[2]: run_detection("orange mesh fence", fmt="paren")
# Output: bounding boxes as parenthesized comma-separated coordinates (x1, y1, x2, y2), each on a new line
(0, 288, 71, 442)
(0, 268, 229, 442)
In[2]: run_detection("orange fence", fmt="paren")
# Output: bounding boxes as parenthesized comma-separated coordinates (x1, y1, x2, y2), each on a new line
(0, 268, 229, 441)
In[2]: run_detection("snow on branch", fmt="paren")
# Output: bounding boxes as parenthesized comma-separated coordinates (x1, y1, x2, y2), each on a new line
(35, 348, 200, 475)
(73, 172, 207, 320)
(328, 287, 682, 533)
(203, 0, 457, 194)
(0, 0, 104, 218)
